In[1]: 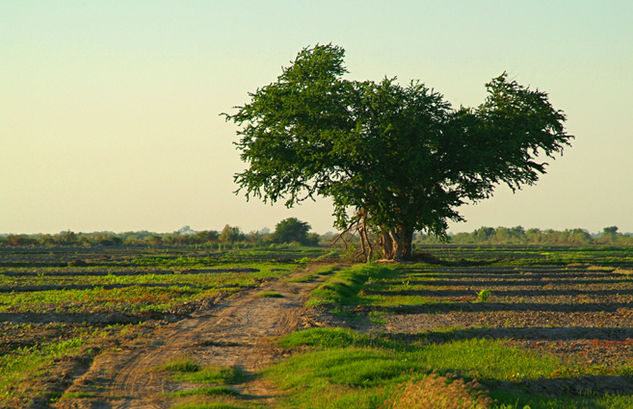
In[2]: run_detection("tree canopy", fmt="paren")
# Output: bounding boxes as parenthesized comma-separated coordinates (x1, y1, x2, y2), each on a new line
(272, 217, 314, 245)
(224, 44, 573, 260)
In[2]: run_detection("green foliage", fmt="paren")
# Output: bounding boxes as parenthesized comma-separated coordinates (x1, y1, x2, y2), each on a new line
(476, 288, 492, 302)
(225, 44, 572, 259)
(272, 217, 317, 245)
(418, 226, 620, 246)
(219, 225, 245, 244)
(415, 226, 633, 247)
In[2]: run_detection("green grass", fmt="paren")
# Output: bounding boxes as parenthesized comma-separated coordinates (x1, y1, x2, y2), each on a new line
(307, 264, 398, 309)
(264, 327, 633, 409)
(160, 357, 201, 373)
(165, 366, 252, 409)
(0, 335, 89, 401)
(280, 327, 367, 348)
(0, 264, 302, 315)
(255, 291, 284, 298)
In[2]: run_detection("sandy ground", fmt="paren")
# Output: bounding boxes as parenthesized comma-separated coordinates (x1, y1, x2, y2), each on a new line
(51, 271, 329, 409)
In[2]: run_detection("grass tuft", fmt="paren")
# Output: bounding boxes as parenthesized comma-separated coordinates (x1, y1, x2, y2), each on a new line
(159, 357, 201, 373)
(256, 291, 284, 298)
(279, 327, 400, 350)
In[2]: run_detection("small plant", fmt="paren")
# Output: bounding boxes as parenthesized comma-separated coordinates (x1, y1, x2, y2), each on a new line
(476, 289, 491, 303)
(297, 257, 311, 264)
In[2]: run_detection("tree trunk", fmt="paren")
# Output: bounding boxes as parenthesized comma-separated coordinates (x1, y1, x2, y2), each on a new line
(379, 225, 413, 261)
(379, 231, 394, 259)
(400, 225, 413, 259)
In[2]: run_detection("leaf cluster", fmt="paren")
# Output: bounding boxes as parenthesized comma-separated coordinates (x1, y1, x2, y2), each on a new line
(224, 44, 572, 238)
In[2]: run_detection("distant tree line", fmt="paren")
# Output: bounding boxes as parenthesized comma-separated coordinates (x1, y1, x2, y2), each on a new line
(0, 218, 321, 248)
(3, 223, 631, 248)
(414, 226, 633, 246)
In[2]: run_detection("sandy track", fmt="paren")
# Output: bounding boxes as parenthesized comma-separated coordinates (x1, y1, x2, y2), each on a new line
(55, 273, 324, 409)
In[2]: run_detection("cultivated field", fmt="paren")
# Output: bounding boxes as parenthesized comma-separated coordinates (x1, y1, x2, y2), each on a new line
(0, 245, 329, 408)
(2, 245, 633, 408)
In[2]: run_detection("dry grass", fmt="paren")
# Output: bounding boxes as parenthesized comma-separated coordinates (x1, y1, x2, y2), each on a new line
(381, 373, 493, 409)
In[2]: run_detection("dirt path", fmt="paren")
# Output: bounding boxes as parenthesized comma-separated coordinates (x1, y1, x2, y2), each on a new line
(54, 271, 327, 409)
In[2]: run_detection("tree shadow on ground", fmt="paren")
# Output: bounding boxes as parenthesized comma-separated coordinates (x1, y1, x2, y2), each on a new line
(364, 301, 633, 314)
(396, 271, 618, 280)
(387, 326, 633, 343)
(403, 266, 607, 274)
(363, 288, 633, 297)
(401, 277, 633, 287)
(499, 374, 633, 397)
(0, 311, 169, 324)
(0, 282, 245, 293)
(0, 267, 260, 277)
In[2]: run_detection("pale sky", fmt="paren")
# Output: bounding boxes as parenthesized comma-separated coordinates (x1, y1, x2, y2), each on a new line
(2, 1, 632, 234)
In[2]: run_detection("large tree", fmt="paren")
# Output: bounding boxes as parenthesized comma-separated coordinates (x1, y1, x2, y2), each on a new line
(224, 44, 572, 261)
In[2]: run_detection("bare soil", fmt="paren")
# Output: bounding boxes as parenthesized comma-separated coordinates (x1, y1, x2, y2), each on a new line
(46, 269, 330, 409)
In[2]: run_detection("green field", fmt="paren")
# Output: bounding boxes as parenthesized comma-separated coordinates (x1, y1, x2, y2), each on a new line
(2, 244, 633, 408)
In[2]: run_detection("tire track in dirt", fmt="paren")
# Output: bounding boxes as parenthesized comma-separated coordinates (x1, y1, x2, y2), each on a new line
(54, 270, 328, 409)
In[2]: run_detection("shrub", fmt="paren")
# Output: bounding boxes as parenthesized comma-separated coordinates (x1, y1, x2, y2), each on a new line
(381, 373, 493, 409)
